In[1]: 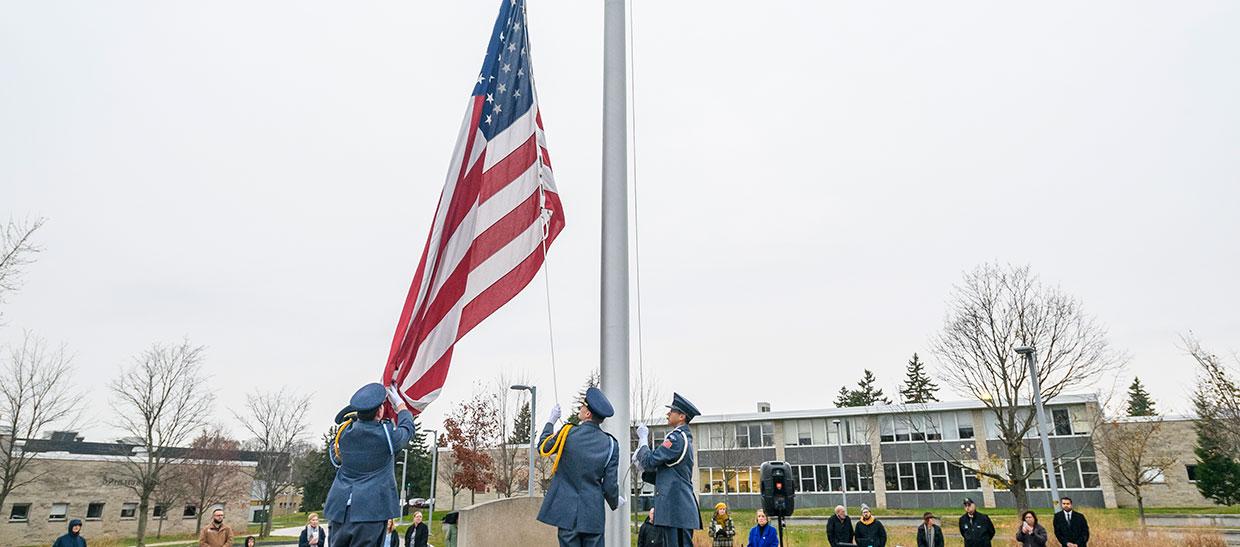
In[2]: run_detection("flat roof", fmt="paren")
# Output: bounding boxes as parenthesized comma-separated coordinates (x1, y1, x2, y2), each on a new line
(689, 393, 1100, 424)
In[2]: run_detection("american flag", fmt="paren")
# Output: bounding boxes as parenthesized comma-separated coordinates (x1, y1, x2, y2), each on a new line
(384, 0, 564, 414)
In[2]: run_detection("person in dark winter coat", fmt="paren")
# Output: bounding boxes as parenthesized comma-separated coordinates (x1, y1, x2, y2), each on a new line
(853, 505, 887, 547)
(52, 519, 86, 547)
(1052, 497, 1090, 547)
(1016, 510, 1049, 547)
(638, 508, 663, 547)
(959, 498, 995, 547)
(826, 505, 853, 547)
(746, 510, 779, 547)
(404, 511, 429, 547)
(916, 512, 944, 547)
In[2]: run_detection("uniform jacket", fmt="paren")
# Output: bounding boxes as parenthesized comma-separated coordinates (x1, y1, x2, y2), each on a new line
(536, 420, 620, 534)
(747, 524, 779, 547)
(959, 511, 996, 547)
(324, 409, 415, 523)
(635, 424, 701, 530)
(1053, 511, 1089, 547)
(826, 514, 853, 546)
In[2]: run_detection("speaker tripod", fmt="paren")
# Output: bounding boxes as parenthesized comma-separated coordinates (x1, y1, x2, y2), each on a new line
(776, 515, 787, 545)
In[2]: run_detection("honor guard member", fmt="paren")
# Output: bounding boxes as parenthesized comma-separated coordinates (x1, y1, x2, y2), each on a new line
(324, 383, 415, 547)
(536, 387, 622, 547)
(634, 392, 702, 547)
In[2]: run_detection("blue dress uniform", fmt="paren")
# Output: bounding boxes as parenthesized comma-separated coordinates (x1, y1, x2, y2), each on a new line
(325, 383, 415, 547)
(635, 393, 702, 547)
(536, 387, 621, 547)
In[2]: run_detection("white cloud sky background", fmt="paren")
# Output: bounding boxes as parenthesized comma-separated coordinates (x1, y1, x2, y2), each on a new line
(2, 1, 1238, 443)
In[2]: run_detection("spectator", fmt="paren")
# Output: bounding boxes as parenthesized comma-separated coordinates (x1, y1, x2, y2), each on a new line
(442, 511, 459, 547)
(381, 518, 400, 547)
(299, 513, 327, 547)
(853, 504, 887, 547)
(826, 505, 853, 547)
(959, 498, 995, 547)
(1053, 497, 1090, 547)
(244, 537, 256, 547)
(916, 512, 944, 547)
(404, 511, 429, 547)
(708, 502, 736, 547)
(1016, 510, 1048, 547)
(52, 518, 86, 547)
(199, 508, 233, 547)
(638, 508, 662, 547)
(746, 509, 779, 547)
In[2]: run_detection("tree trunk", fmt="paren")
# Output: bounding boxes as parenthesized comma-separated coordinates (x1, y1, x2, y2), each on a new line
(156, 512, 164, 538)
(135, 497, 151, 547)
(1137, 492, 1146, 527)
(195, 507, 204, 535)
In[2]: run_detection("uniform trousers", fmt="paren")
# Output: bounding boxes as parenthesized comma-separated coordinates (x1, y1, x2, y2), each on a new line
(657, 525, 694, 547)
(557, 528, 603, 547)
(330, 505, 388, 547)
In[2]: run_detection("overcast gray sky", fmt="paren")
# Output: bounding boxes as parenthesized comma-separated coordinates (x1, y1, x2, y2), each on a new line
(2, 1, 1238, 443)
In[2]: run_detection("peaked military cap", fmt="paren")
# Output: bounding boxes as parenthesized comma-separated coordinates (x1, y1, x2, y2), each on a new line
(666, 392, 701, 420)
(334, 382, 387, 423)
(584, 387, 614, 418)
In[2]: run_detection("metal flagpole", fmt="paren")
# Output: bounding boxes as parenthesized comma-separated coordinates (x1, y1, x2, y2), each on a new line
(1017, 346, 1061, 508)
(602, 0, 631, 545)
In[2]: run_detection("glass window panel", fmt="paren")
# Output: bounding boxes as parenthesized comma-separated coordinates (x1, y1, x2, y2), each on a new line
(853, 418, 871, 444)
(859, 464, 874, 491)
(1052, 409, 1073, 436)
(925, 414, 943, 441)
(749, 425, 762, 447)
(816, 465, 833, 492)
(829, 465, 843, 492)
(49, 503, 69, 520)
(914, 462, 931, 490)
(894, 418, 911, 442)
(899, 463, 916, 490)
(941, 412, 958, 441)
(884, 463, 900, 491)
(879, 416, 895, 443)
(711, 425, 725, 449)
(910, 415, 926, 441)
(86, 503, 104, 520)
(121, 503, 138, 519)
(964, 468, 980, 490)
(948, 462, 965, 490)
(10, 504, 30, 521)
(1027, 459, 1045, 489)
(1070, 406, 1092, 435)
(700, 469, 713, 493)
(813, 420, 828, 445)
(1080, 458, 1100, 488)
(957, 411, 975, 439)
(761, 423, 774, 447)
(845, 464, 860, 491)
(735, 425, 750, 448)
(736, 468, 753, 493)
(1187, 464, 1198, 482)
(1061, 459, 1082, 489)
(930, 461, 948, 490)
(785, 421, 800, 446)
(801, 465, 817, 492)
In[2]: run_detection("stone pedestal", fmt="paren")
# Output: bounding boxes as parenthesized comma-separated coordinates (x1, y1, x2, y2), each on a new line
(457, 496, 556, 546)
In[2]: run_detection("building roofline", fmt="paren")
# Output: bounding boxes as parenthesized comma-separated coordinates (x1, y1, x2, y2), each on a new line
(687, 393, 1100, 424)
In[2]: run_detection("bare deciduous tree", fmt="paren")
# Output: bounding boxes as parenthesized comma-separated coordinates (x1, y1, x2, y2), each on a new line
(1184, 335, 1240, 448)
(931, 263, 1120, 510)
(0, 331, 76, 510)
(1096, 416, 1176, 525)
(172, 428, 249, 532)
(236, 388, 311, 537)
(0, 217, 45, 322)
(490, 373, 530, 497)
(110, 340, 214, 547)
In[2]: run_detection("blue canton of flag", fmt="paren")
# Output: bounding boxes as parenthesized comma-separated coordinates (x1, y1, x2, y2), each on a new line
(475, 0, 536, 140)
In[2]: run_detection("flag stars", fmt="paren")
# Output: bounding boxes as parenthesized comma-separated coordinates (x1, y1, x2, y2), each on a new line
(517, 68, 525, 77)
(486, 93, 495, 103)
(498, 83, 507, 94)
(514, 90, 521, 98)
(485, 114, 493, 124)
(502, 63, 511, 73)
(493, 103, 503, 114)
(508, 43, 517, 53)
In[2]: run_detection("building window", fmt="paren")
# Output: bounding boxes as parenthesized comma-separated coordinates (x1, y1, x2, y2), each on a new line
(880, 417, 895, 443)
(87, 503, 105, 520)
(1142, 467, 1167, 484)
(1080, 458, 1100, 488)
(183, 505, 198, 518)
(153, 504, 167, 519)
(957, 411, 975, 439)
(885, 460, 981, 492)
(120, 503, 138, 519)
(1052, 409, 1073, 436)
(9, 503, 30, 522)
(1187, 464, 1199, 482)
(48, 502, 69, 521)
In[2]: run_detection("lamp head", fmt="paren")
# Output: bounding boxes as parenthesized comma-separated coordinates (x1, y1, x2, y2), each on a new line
(1014, 346, 1035, 355)
(510, 384, 532, 391)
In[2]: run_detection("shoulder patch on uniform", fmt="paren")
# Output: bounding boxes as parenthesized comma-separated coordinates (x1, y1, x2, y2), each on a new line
(662, 439, 673, 448)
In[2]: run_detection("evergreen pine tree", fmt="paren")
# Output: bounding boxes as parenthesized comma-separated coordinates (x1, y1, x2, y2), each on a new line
(833, 385, 856, 408)
(835, 369, 891, 407)
(566, 370, 600, 425)
(1126, 377, 1157, 417)
(1193, 389, 1240, 505)
(899, 353, 940, 403)
(509, 401, 533, 444)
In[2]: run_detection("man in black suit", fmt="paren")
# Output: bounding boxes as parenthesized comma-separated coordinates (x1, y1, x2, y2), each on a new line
(1052, 497, 1090, 547)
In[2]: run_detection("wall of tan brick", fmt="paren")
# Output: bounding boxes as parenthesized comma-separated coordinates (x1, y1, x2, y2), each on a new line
(1109, 418, 1217, 508)
(0, 456, 254, 547)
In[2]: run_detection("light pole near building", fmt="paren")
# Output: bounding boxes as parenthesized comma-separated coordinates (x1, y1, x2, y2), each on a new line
(833, 419, 847, 510)
(424, 428, 439, 526)
(1016, 345, 1061, 508)
(399, 447, 409, 523)
(510, 384, 538, 496)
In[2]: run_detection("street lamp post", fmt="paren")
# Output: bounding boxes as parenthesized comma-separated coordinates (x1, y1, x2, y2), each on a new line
(1016, 345, 1061, 508)
(424, 428, 439, 526)
(510, 384, 538, 496)
(833, 419, 847, 510)
(399, 447, 409, 523)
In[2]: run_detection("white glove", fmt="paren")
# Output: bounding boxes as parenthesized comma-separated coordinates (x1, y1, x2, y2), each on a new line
(636, 424, 649, 447)
(546, 403, 562, 425)
(386, 386, 405, 409)
(615, 495, 627, 509)
(632, 449, 644, 471)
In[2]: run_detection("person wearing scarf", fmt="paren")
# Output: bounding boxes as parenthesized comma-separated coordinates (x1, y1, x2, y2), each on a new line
(746, 509, 779, 547)
(917, 512, 945, 547)
(853, 504, 887, 547)
(708, 502, 736, 547)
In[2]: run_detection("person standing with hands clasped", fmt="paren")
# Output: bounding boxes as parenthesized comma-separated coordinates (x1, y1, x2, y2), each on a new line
(826, 505, 853, 547)
(1016, 510, 1048, 547)
(959, 498, 995, 547)
(1053, 497, 1090, 547)
(324, 383, 415, 547)
(917, 512, 944, 547)
(634, 393, 703, 547)
(535, 387, 621, 547)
